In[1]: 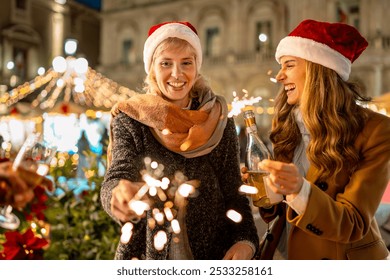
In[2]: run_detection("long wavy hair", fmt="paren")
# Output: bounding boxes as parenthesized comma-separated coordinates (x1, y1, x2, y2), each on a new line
(143, 37, 210, 101)
(270, 60, 371, 181)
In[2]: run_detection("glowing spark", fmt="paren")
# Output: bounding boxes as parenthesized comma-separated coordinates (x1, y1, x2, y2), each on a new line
(165, 201, 174, 208)
(121, 159, 199, 250)
(128, 200, 149, 216)
(178, 183, 195, 197)
(148, 218, 156, 229)
(239, 184, 258, 194)
(171, 219, 181, 234)
(154, 230, 168, 251)
(154, 212, 165, 225)
(156, 188, 167, 201)
(161, 177, 170, 190)
(144, 157, 152, 166)
(228, 89, 262, 117)
(164, 207, 174, 221)
(134, 184, 149, 200)
(226, 209, 243, 223)
(120, 222, 134, 244)
(142, 173, 162, 188)
(149, 186, 157, 196)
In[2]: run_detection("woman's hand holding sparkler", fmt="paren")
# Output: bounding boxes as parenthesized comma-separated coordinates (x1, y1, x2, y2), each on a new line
(110, 179, 149, 223)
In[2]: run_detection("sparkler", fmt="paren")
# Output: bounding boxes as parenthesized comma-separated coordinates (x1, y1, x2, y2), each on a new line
(226, 209, 243, 223)
(228, 89, 262, 118)
(119, 157, 199, 251)
(119, 154, 253, 253)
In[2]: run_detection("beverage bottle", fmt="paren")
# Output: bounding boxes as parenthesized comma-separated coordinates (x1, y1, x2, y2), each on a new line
(243, 109, 283, 207)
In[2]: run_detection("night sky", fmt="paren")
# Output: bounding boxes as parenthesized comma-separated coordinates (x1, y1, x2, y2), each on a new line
(75, 0, 101, 11)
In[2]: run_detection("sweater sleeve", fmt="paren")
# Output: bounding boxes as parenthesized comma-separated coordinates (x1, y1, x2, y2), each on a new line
(212, 118, 260, 251)
(101, 112, 145, 223)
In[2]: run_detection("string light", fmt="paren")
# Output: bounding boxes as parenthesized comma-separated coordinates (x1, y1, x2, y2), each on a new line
(1, 56, 136, 112)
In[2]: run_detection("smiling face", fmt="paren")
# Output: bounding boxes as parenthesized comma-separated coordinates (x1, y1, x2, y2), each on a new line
(275, 56, 307, 105)
(151, 38, 198, 107)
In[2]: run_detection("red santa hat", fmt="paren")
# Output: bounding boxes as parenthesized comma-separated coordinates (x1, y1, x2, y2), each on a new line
(275, 19, 368, 81)
(143, 21, 202, 74)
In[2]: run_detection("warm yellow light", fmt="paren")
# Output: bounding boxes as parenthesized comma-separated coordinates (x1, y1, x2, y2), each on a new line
(238, 184, 258, 194)
(154, 230, 168, 251)
(37, 67, 46, 76)
(52, 56, 67, 73)
(64, 39, 78, 55)
(226, 209, 242, 223)
(74, 58, 88, 74)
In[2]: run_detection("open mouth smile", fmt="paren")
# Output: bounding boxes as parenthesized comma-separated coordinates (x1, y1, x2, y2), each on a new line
(285, 84, 296, 95)
(168, 81, 185, 88)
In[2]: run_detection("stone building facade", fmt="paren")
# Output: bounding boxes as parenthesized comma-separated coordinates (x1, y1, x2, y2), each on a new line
(0, 0, 100, 92)
(98, 0, 390, 128)
(1, 0, 390, 128)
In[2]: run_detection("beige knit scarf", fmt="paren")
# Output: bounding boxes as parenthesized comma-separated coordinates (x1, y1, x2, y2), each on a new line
(107, 91, 228, 167)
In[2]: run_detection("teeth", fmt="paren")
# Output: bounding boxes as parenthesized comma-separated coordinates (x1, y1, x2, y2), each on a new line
(169, 82, 185, 88)
(285, 84, 295, 91)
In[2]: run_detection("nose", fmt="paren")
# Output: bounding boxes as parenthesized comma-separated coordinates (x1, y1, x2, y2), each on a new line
(171, 63, 182, 79)
(275, 68, 285, 83)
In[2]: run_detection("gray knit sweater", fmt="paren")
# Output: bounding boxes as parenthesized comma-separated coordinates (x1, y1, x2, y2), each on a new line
(101, 112, 259, 259)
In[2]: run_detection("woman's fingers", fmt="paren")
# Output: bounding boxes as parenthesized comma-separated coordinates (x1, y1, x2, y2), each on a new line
(110, 179, 149, 222)
(261, 160, 303, 195)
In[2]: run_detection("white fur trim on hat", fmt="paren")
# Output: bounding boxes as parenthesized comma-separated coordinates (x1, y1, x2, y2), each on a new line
(275, 36, 351, 81)
(143, 22, 202, 74)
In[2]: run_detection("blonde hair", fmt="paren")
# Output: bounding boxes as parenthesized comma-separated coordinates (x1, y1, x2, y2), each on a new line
(270, 61, 370, 181)
(143, 37, 209, 100)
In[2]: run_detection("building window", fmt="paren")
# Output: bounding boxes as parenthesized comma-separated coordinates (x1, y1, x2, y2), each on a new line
(336, 1, 360, 29)
(255, 21, 272, 53)
(122, 39, 135, 65)
(205, 27, 221, 57)
(15, 0, 27, 10)
(13, 47, 27, 82)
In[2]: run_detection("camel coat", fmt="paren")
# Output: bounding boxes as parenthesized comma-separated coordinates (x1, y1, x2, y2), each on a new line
(266, 110, 390, 259)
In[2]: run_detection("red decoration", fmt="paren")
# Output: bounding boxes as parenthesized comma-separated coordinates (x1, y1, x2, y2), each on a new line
(23, 186, 48, 221)
(0, 228, 48, 260)
(9, 107, 18, 115)
(61, 103, 69, 114)
(148, 21, 198, 36)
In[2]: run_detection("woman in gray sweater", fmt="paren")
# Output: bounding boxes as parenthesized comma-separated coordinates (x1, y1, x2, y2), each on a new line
(101, 21, 259, 260)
